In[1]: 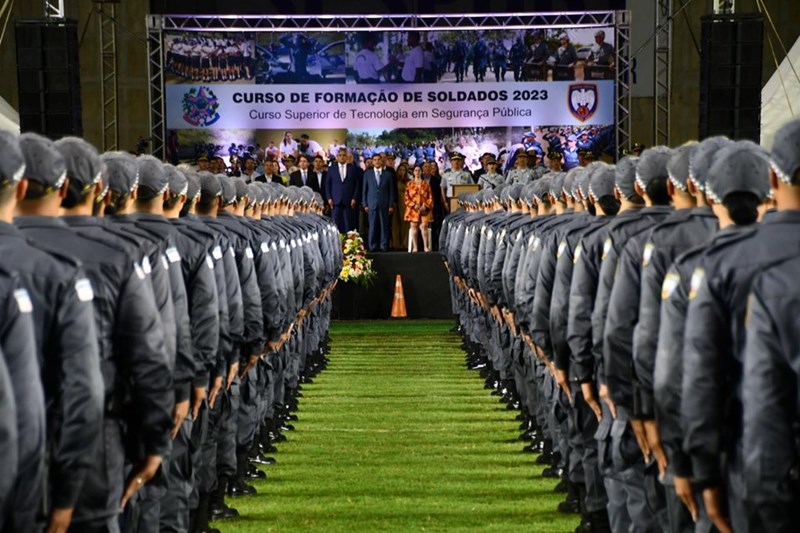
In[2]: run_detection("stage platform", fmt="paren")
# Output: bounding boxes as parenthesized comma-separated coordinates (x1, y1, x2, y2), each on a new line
(331, 252, 452, 320)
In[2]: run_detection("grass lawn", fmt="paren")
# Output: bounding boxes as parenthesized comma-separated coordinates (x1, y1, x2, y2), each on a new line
(218, 320, 579, 532)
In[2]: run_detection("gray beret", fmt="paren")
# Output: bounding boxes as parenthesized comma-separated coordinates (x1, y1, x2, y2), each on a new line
(615, 156, 639, 197)
(0, 131, 26, 185)
(499, 185, 512, 204)
(102, 152, 139, 194)
(549, 172, 566, 200)
(248, 183, 264, 204)
(688, 136, 731, 192)
(232, 178, 249, 201)
(198, 171, 221, 198)
(163, 164, 188, 196)
(137, 155, 168, 200)
(520, 182, 537, 205)
(636, 146, 674, 191)
(770, 118, 800, 185)
(589, 165, 617, 200)
(299, 185, 315, 203)
(508, 183, 524, 202)
(19, 132, 67, 189)
(666, 142, 698, 192)
(706, 141, 771, 203)
(531, 177, 552, 203)
(313, 192, 324, 206)
(564, 167, 582, 200)
(53, 137, 103, 190)
(185, 171, 201, 201)
(218, 175, 236, 205)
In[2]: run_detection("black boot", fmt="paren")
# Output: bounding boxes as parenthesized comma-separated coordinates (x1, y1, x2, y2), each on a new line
(209, 477, 239, 520)
(557, 482, 581, 514)
(228, 449, 257, 497)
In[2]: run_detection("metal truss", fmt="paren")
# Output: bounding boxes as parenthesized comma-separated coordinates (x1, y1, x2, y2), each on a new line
(147, 15, 165, 158)
(654, 0, 672, 146)
(615, 10, 632, 155)
(156, 12, 617, 33)
(44, 0, 64, 18)
(97, 2, 118, 151)
(147, 11, 632, 160)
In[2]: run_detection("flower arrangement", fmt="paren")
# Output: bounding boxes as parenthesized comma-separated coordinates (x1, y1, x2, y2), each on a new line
(339, 231, 377, 287)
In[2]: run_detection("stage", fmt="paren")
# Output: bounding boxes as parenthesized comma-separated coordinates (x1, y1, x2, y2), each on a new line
(331, 252, 452, 320)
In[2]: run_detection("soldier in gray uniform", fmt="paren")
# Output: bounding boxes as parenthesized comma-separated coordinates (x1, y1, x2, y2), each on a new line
(17, 135, 175, 533)
(681, 139, 793, 533)
(567, 156, 639, 533)
(741, 119, 800, 532)
(626, 142, 718, 533)
(477, 158, 504, 190)
(441, 153, 473, 206)
(651, 136, 736, 533)
(505, 151, 535, 185)
(587, 30, 614, 67)
(0, 269, 44, 533)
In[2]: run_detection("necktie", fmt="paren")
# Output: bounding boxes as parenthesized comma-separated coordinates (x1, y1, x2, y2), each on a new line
(302, 171, 307, 185)
(340, 165, 346, 182)
(375, 168, 381, 186)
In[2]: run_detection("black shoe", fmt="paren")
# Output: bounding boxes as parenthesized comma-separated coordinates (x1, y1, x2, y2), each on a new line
(558, 499, 581, 514)
(541, 466, 563, 478)
(536, 452, 553, 465)
(246, 464, 266, 480)
(280, 423, 295, 432)
(519, 431, 535, 442)
(259, 442, 278, 454)
(249, 452, 273, 465)
(209, 501, 239, 521)
(522, 443, 539, 453)
(227, 480, 257, 497)
(286, 413, 299, 421)
(270, 433, 287, 443)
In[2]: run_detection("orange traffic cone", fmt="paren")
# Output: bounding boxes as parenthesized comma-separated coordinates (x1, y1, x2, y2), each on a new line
(391, 274, 408, 318)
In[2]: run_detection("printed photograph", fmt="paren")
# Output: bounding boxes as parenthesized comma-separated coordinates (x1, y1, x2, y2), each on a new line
(255, 32, 347, 84)
(164, 32, 256, 85)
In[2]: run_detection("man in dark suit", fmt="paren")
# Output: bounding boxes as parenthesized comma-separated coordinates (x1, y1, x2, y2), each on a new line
(255, 159, 284, 185)
(325, 147, 362, 233)
(362, 152, 396, 251)
(289, 154, 321, 192)
(311, 155, 328, 204)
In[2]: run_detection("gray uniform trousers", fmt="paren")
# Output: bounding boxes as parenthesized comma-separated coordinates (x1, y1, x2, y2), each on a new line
(160, 417, 193, 532)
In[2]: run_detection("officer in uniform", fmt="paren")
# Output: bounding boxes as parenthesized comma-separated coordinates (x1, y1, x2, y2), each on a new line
(477, 157, 504, 190)
(0, 133, 103, 533)
(510, 37, 526, 81)
(682, 135, 800, 533)
(441, 153, 473, 204)
(563, 135, 580, 171)
(548, 150, 564, 172)
(17, 135, 174, 532)
(587, 30, 614, 67)
(741, 118, 800, 532)
(505, 151, 534, 185)
(527, 30, 549, 81)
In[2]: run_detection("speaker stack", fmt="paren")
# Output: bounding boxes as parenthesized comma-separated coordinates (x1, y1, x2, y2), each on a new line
(699, 13, 764, 141)
(15, 18, 83, 138)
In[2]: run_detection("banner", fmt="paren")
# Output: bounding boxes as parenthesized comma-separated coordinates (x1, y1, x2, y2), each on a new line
(167, 81, 614, 130)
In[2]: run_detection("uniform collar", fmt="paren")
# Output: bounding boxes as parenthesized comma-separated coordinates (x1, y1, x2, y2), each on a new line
(14, 215, 71, 229)
(0, 220, 23, 237)
(763, 208, 800, 224)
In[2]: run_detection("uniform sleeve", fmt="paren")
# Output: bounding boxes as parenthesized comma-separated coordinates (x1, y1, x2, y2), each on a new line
(530, 235, 558, 354)
(489, 233, 508, 307)
(653, 278, 693, 477)
(742, 275, 799, 505)
(0, 347, 17, 513)
(633, 245, 668, 418)
(238, 244, 266, 356)
(590, 247, 619, 385)
(51, 275, 104, 509)
(115, 270, 174, 457)
(568, 239, 599, 382)
(301, 237, 317, 308)
(167, 255, 195, 403)
(603, 242, 642, 415)
(187, 253, 220, 387)
(223, 245, 244, 365)
(550, 248, 575, 371)
(212, 247, 230, 379)
(681, 271, 727, 486)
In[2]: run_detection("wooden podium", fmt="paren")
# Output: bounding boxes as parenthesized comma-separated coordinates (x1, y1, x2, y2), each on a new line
(450, 183, 480, 212)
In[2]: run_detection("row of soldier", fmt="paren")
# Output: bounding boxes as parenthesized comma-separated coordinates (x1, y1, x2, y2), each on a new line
(0, 131, 342, 533)
(440, 118, 800, 533)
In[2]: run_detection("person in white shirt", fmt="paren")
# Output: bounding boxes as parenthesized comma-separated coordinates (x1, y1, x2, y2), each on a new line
(298, 134, 325, 158)
(354, 35, 387, 83)
(401, 32, 424, 83)
(279, 131, 298, 165)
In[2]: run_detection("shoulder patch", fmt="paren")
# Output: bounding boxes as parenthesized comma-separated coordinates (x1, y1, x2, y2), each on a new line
(161, 256, 170, 271)
(688, 268, 705, 300)
(532, 236, 541, 251)
(245, 247, 254, 259)
(260, 242, 269, 253)
(166, 246, 181, 263)
(142, 256, 152, 275)
(14, 288, 33, 313)
(661, 272, 680, 300)
(642, 242, 655, 267)
(212, 245, 223, 260)
(557, 241, 567, 258)
(602, 238, 613, 261)
(134, 262, 146, 280)
(205, 255, 214, 269)
(573, 244, 583, 264)
(75, 278, 94, 302)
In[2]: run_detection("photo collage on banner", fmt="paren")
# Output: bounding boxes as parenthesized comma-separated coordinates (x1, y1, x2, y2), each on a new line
(164, 26, 616, 176)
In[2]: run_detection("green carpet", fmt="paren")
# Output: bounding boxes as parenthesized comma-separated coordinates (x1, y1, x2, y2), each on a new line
(219, 320, 578, 532)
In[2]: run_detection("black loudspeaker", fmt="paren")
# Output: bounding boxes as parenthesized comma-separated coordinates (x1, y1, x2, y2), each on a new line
(16, 19, 83, 138)
(699, 14, 763, 141)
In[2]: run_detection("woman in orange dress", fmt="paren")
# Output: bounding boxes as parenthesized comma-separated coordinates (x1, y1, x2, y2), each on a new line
(404, 165, 434, 252)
